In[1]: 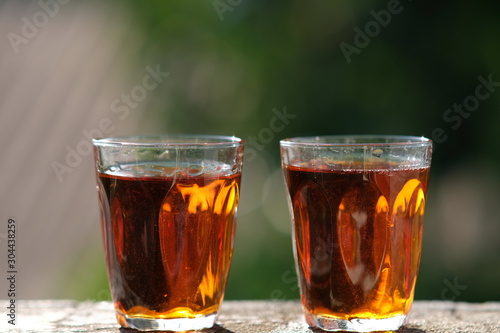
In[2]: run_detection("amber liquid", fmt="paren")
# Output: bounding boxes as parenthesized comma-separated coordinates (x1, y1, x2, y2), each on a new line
(97, 165, 240, 322)
(283, 163, 429, 321)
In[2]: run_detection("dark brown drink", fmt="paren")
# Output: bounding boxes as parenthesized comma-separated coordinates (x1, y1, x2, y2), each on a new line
(96, 166, 240, 325)
(283, 163, 430, 322)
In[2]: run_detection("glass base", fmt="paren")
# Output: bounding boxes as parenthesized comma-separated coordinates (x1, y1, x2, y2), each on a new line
(116, 312, 217, 331)
(305, 313, 407, 332)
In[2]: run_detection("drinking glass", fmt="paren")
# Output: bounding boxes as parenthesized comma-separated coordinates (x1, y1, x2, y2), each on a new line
(280, 135, 432, 332)
(92, 135, 244, 331)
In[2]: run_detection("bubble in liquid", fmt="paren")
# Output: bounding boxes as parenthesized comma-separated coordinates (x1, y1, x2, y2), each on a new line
(187, 164, 204, 177)
(371, 148, 384, 158)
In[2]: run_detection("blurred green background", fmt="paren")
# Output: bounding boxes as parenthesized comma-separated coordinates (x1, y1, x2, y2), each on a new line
(1, 0, 499, 303)
(109, 0, 500, 302)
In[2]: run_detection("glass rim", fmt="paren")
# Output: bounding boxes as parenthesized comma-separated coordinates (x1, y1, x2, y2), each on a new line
(92, 134, 244, 148)
(280, 135, 432, 147)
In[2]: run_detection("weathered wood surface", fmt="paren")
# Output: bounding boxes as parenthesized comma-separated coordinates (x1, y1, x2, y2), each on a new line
(1, 300, 499, 332)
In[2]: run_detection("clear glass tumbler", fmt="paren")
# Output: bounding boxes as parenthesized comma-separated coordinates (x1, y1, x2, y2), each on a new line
(280, 135, 432, 332)
(92, 135, 244, 331)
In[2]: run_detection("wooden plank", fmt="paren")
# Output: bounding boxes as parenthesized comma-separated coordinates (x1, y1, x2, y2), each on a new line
(1, 300, 500, 332)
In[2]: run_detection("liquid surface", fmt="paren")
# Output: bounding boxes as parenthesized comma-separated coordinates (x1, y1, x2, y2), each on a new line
(97, 169, 240, 319)
(283, 163, 430, 320)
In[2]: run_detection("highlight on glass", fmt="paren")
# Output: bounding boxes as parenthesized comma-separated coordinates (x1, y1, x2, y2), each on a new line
(280, 135, 432, 332)
(92, 135, 244, 331)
